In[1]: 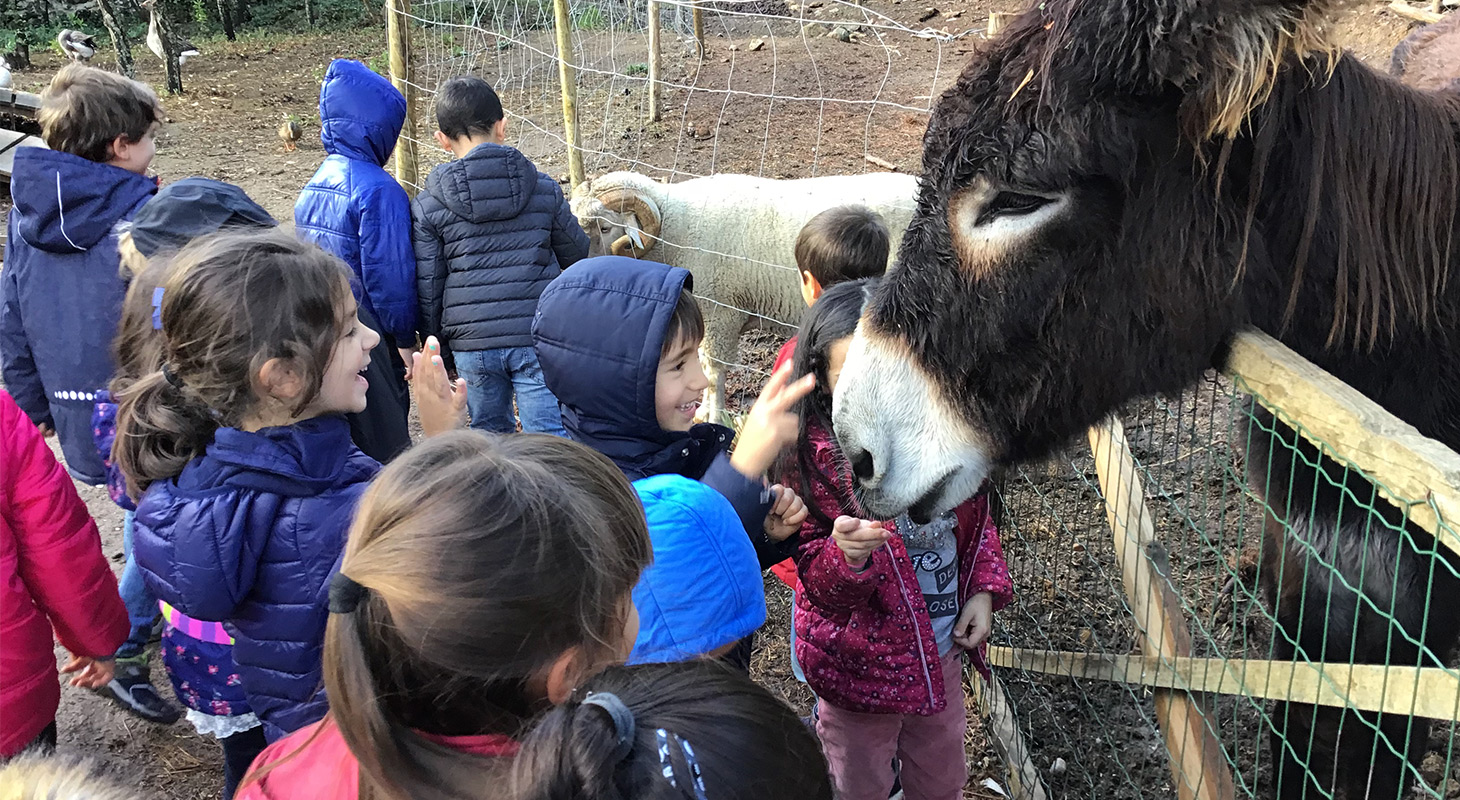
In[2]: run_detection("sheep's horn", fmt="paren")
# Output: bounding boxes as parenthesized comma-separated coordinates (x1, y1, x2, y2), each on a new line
(595, 185, 661, 256)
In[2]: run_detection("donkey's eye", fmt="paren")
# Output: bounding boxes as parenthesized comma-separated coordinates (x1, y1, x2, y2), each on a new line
(976, 192, 1051, 226)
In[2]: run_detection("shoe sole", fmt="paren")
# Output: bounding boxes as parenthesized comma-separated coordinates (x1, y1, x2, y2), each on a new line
(96, 682, 181, 725)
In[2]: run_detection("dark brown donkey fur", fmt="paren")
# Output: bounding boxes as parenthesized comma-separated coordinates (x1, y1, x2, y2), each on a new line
(857, 0, 1460, 796)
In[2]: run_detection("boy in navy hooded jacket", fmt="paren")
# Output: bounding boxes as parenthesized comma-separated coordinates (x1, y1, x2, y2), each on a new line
(533, 257, 812, 667)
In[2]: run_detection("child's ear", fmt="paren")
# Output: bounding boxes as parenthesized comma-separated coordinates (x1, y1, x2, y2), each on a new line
(434, 130, 454, 153)
(256, 358, 305, 403)
(799, 271, 823, 306)
(542, 646, 589, 705)
(492, 118, 507, 144)
(108, 134, 136, 166)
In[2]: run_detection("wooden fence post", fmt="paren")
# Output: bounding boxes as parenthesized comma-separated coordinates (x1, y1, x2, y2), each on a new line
(692, 0, 705, 59)
(385, 0, 419, 195)
(552, 0, 585, 188)
(969, 670, 1050, 800)
(648, 0, 662, 122)
(1088, 418, 1237, 800)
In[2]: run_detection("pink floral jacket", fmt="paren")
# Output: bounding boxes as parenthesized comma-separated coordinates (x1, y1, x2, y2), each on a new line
(792, 418, 1014, 716)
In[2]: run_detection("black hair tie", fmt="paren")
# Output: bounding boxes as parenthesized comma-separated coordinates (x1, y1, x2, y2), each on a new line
(328, 571, 368, 614)
(160, 363, 186, 391)
(581, 692, 636, 763)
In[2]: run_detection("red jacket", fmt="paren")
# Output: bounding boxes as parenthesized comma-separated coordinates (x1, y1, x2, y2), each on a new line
(238, 718, 520, 799)
(792, 418, 1013, 716)
(0, 390, 128, 756)
(769, 336, 799, 589)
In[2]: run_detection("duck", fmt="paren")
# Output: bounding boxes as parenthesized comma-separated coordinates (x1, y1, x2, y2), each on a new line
(141, 0, 201, 66)
(56, 30, 97, 62)
(278, 115, 302, 152)
(0, 58, 11, 90)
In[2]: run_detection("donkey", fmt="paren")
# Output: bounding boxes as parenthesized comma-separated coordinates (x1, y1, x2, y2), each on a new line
(831, 0, 1460, 796)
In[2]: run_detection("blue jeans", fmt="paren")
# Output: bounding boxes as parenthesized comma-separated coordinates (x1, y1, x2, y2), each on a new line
(454, 346, 567, 436)
(116, 510, 160, 660)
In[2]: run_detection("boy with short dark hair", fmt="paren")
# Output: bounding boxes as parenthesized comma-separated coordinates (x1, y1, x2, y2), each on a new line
(413, 75, 588, 436)
(774, 205, 892, 372)
(0, 62, 177, 725)
(534, 257, 812, 670)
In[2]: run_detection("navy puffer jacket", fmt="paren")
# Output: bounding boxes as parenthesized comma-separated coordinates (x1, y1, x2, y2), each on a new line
(294, 60, 417, 343)
(0, 149, 157, 483)
(133, 416, 379, 741)
(412, 143, 588, 351)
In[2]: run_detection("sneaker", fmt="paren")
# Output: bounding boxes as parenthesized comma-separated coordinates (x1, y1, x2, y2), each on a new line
(95, 662, 181, 724)
(888, 757, 904, 800)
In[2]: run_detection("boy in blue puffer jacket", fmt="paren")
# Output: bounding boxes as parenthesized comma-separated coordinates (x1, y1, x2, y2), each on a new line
(295, 58, 415, 464)
(412, 76, 589, 436)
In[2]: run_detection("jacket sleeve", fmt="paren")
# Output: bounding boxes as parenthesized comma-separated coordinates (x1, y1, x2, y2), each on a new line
(0, 257, 51, 430)
(700, 453, 787, 569)
(4, 393, 129, 658)
(412, 196, 447, 342)
(548, 182, 590, 269)
(790, 441, 882, 614)
(964, 494, 1015, 612)
(357, 182, 419, 344)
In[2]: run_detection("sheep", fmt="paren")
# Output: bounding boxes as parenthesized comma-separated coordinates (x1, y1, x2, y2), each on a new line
(570, 169, 921, 424)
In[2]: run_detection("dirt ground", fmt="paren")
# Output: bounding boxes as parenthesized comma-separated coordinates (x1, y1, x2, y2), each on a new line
(0, 1, 1427, 797)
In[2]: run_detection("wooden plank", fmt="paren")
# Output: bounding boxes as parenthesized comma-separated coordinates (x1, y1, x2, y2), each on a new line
(0, 89, 43, 119)
(1388, 0, 1443, 23)
(0, 129, 47, 182)
(969, 668, 1050, 800)
(552, 0, 585, 188)
(1088, 419, 1236, 800)
(1224, 330, 1460, 558)
(988, 647, 1460, 721)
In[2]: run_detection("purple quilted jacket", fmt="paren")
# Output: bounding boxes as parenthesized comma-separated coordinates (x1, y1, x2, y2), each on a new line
(792, 419, 1014, 716)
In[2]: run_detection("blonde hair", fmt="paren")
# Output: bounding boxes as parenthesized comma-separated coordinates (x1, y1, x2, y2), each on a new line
(38, 63, 163, 163)
(117, 232, 148, 280)
(0, 754, 133, 800)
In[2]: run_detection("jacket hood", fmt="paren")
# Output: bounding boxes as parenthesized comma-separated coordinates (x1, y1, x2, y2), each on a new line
(425, 143, 539, 223)
(318, 59, 405, 166)
(10, 148, 158, 253)
(627, 474, 767, 664)
(177, 416, 365, 497)
(533, 257, 731, 480)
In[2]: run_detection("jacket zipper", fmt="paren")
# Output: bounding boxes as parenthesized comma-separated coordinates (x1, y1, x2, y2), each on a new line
(886, 541, 938, 705)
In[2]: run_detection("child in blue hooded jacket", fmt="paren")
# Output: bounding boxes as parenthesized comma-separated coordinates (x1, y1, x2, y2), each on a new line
(533, 257, 813, 668)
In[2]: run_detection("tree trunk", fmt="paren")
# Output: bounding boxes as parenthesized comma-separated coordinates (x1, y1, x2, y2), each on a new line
(304, 0, 315, 26)
(216, 0, 235, 40)
(234, 0, 250, 23)
(33, 0, 49, 26)
(152, 8, 184, 93)
(97, 0, 135, 77)
(9, 39, 30, 70)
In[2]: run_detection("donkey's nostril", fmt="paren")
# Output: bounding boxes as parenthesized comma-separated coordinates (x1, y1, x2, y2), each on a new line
(850, 449, 875, 482)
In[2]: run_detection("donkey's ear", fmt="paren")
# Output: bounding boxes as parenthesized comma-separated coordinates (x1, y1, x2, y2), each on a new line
(1041, 0, 1341, 138)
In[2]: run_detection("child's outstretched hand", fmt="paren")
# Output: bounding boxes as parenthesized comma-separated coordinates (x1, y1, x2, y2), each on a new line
(831, 515, 888, 570)
(763, 484, 808, 542)
(61, 654, 114, 689)
(953, 592, 994, 650)
(412, 336, 468, 438)
(729, 363, 816, 479)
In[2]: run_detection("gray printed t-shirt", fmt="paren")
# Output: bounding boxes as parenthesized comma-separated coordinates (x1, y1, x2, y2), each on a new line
(896, 512, 960, 655)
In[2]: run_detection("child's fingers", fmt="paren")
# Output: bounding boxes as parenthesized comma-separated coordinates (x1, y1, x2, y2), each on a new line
(59, 655, 84, 674)
(777, 373, 817, 406)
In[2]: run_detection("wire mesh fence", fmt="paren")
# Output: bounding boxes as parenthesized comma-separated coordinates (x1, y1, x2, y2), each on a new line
(985, 359, 1460, 800)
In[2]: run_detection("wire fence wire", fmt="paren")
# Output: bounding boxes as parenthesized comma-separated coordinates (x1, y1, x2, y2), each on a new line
(986, 371, 1460, 800)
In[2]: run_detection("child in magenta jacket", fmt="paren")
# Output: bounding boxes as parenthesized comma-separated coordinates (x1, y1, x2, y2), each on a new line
(779, 280, 1014, 800)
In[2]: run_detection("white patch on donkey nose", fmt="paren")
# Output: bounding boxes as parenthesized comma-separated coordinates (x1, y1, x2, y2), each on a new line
(832, 321, 993, 520)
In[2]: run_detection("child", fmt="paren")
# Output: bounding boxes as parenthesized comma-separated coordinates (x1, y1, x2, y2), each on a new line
(512, 660, 834, 800)
(102, 179, 282, 798)
(119, 228, 385, 744)
(781, 279, 1014, 800)
(237, 431, 654, 798)
(412, 75, 588, 436)
(533, 257, 813, 668)
(295, 58, 416, 464)
(0, 62, 172, 725)
(0, 389, 129, 761)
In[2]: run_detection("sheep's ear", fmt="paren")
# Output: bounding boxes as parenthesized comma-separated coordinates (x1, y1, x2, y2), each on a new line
(1032, 0, 1340, 139)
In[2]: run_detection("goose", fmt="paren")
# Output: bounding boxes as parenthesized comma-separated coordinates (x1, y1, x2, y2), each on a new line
(56, 30, 97, 62)
(0, 58, 11, 90)
(141, 0, 201, 66)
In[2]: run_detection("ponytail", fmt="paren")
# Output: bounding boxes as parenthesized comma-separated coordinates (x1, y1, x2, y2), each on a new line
(113, 369, 220, 498)
(512, 661, 834, 800)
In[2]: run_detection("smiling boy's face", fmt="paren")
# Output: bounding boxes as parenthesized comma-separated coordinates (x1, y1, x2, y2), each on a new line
(655, 334, 710, 432)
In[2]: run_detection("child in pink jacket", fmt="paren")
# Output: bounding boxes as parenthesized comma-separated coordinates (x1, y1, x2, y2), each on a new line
(778, 279, 1014, 800)
(0, 390, 129, 759)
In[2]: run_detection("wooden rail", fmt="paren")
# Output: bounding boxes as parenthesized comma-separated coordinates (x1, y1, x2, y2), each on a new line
(0, 89, 43, 119)
(1224, 331, 1460, 556)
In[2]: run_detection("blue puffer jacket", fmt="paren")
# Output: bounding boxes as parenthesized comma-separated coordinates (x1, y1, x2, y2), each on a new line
(629, 474, 766, 664)
(0, 149, 157, 484)
(294, 59, 416, 343)
(533, 257, 787, 568)
(412, 143, 588, 351)
(132, 416, 379, 741)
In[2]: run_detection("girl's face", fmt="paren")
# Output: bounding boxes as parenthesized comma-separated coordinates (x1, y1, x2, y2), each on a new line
(824, 337, 852, 395)
(310, 299, 381, 417)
